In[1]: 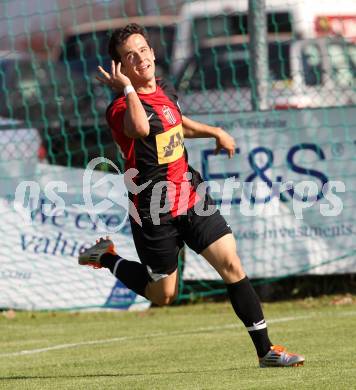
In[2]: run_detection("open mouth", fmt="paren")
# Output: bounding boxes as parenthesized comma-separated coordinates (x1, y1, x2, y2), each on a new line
(137, 64, 150, 73)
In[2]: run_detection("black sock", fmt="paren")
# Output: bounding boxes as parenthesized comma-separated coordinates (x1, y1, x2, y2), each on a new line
(226, 276, 272, 358)
(101, 253, 151, 298)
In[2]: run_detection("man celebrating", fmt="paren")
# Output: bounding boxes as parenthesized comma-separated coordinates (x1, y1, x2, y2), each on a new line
(79, 23, 304, 368)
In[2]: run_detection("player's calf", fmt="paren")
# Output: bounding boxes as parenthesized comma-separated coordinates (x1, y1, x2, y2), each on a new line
(78, 237, 151, 298)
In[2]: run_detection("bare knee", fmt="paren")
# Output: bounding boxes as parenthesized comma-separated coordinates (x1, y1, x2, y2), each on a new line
(201, 233, 245, 283)
(151, 290, 178, 306)
(153, 294, 178, 306)
(219, 256, 245, 283)
(145, 280, 179, 306)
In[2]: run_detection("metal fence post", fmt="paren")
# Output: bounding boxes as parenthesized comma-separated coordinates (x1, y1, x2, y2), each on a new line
(248, 0, 269, 111)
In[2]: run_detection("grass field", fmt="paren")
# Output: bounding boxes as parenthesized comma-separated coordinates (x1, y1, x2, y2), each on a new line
(1, 295, 355, 389)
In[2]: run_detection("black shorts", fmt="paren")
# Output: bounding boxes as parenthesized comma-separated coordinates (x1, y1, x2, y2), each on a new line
(130, 207, 232, 281)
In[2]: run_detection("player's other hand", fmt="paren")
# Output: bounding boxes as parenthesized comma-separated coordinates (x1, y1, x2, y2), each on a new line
(96, 60, 132, 92)
(215, 128, 236, 158)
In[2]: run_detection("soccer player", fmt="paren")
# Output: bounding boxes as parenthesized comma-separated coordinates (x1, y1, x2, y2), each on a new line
(79, 23, 304, 368)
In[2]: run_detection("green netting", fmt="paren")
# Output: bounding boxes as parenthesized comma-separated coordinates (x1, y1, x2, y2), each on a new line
(0, 0, 355, 310)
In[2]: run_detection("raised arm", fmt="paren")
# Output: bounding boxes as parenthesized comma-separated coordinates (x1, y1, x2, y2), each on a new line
(182, 115, 236, 158)
(97, 61, 149, 138)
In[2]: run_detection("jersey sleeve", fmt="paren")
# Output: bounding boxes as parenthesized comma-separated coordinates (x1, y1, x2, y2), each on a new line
(106, 96, 134, 162)
(106, 95, 126, 137)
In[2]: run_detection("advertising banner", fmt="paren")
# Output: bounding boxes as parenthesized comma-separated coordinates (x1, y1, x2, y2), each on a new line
(183, 107, 356, 280)
(1, 108, 355, 307)
(0, 139, 148, 310)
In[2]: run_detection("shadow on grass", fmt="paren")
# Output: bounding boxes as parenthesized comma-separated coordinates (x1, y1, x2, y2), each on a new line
(0, 367, 241, 380)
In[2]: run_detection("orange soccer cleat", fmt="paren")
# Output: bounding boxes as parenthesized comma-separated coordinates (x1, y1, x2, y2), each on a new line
(78, 237, 117, 269)
(259, 345, 305, 368)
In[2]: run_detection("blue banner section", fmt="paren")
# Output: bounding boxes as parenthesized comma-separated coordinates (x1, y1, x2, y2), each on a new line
(105, 280, 137, 310)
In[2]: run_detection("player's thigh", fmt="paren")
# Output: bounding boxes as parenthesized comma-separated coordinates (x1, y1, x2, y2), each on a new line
(130, 218, 182, 304)
(130, 218, 182, 278)
(182, 209, 245, 283)
(183, 207, 232, 256)
(200, 233, 245, 283)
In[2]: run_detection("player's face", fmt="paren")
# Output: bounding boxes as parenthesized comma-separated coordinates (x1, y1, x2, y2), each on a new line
(118, 34, 156, 84)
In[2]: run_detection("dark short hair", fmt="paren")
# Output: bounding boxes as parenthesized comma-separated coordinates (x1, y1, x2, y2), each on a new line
(108, 23, 151, 63)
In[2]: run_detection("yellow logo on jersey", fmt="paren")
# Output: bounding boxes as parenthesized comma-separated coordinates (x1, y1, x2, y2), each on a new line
(156, 124, 184, 164)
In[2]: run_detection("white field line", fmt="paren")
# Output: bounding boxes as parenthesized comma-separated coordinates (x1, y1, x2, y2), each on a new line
(1, 310, 355, 358)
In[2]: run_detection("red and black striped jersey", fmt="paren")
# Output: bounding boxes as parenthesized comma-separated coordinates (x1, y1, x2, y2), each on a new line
(106, 78, 202, 221)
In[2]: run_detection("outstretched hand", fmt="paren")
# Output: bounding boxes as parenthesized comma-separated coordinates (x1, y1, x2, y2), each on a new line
(96, 60, 132, 92)
(215, 128, 236, 159)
